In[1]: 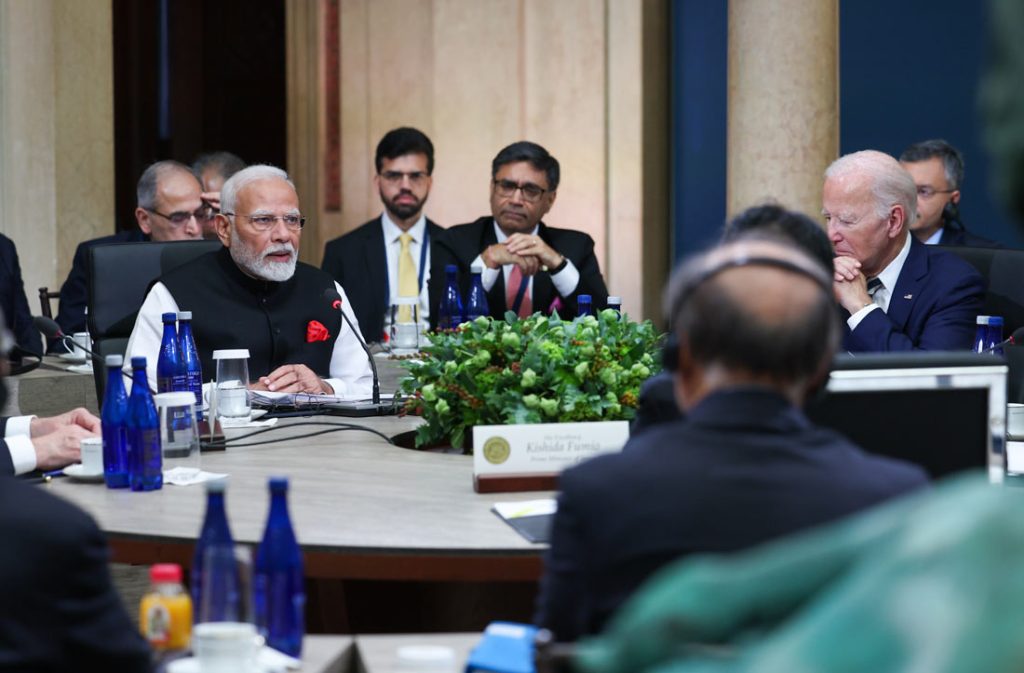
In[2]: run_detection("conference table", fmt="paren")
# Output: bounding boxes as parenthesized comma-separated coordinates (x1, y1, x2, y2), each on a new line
(45, 413, 550, 580)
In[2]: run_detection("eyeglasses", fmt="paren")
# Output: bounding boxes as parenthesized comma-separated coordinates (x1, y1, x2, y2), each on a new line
(223, 213, 306, 231)
(145, 208, 207, 226)
(493, 179, 548, 203)
(380, 171, 429, 185)
(916, 186, 956, 198)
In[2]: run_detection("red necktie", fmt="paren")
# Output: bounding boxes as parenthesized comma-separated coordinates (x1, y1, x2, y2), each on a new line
(506, 265, 533, 318)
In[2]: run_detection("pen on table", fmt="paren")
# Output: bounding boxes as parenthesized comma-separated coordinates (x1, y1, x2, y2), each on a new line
(41, 469, 65, 483)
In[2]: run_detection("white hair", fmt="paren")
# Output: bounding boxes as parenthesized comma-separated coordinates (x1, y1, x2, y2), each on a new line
(825, 150, 918, 226)
(220, 164, 294, 216)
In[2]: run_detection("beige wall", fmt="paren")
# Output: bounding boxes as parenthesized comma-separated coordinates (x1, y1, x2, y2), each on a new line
(289, 0, 669, 322)
(0, 0, 114, 311)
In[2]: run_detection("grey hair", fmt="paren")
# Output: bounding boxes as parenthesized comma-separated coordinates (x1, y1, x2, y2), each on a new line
(825, 150, 919, 226)
(220, 164, 294, 216)
(136, 160, 196, 210)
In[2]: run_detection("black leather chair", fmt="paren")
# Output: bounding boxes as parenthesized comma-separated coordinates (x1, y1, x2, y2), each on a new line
(944, 246, 1024, 402)
(87, 239, 222, 399)
(945, 246, 1024, 337)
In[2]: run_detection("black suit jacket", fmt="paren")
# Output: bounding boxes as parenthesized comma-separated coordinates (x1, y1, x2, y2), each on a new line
(321, 216, 443, 342)
(429, 217, 608, 327)
(52, 229, 148, 350)
(0, 234, 42, 354)
(938, 224, 1003, 249)
(0, 416, 14, 476)
(0, 474, 152, 670)
(534, 388, 928, 641)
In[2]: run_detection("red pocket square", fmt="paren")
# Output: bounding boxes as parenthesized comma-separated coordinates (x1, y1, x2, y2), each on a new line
(306, 320, 331, 343)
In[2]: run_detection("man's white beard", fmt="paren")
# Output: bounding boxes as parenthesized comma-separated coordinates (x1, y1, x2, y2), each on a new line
(230, 228, 297, 282)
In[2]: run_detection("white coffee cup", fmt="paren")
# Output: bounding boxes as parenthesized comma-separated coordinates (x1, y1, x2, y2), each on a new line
(80, 437, 103, 474)
(1009, 403, 1024, 438)
(70, 331, 92, 358)
(193, 622, 262, 673)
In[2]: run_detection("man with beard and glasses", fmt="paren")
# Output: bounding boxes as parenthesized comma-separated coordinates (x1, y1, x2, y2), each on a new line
(321, 127, 443, 343)
(124, 165, 372, 396)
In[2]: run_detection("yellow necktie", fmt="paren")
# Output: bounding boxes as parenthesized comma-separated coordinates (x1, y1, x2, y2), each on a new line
(397, 233, 418, 322)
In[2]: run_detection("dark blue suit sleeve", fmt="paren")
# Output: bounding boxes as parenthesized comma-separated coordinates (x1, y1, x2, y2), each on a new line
(0, 236, 42, 354)
(0, 438, 13, 476)
(846, 266, 985, 352)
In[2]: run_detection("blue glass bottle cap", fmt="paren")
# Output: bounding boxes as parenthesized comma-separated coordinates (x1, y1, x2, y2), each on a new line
(269, 477, 289, 491)
(471, 264, 483, 274)
(131, 356, 147, 368)
(445, 264, 458, 272)
(161, 312, 177, 322)
(105, 354, 123, 367)
(177, 311, 193, 320)
(578, 294, 592, 302)
(990, 316, 1005, 326)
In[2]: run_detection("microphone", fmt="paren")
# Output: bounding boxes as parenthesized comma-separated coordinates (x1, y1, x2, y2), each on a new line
(323, 287, 388, 414)
(983, 326, 1024, 353)
(33, 315, 134, 382)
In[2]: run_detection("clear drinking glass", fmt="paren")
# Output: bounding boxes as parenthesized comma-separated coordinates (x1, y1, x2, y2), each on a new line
(389, 297, 420, 351)
(212, 349, 251, 419)
(154, 391, 200, 476)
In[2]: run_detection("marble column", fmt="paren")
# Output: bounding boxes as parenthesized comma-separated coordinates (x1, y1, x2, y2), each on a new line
(727, 0, 838, 220)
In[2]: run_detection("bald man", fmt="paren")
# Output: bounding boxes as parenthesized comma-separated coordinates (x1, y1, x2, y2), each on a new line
(535, 238, 927, 642)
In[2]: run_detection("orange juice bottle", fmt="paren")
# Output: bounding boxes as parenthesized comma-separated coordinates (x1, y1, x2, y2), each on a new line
(139, 563, 193, 651)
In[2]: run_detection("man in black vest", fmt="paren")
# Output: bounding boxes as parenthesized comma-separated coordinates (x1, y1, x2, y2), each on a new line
(429, 141, 608, 325)
(321, 128, 443, 343)
(51, 160, 209, 350)
(124, 165, 373, 396)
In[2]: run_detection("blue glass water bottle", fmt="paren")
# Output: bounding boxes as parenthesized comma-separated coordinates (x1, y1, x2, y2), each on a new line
(606, 296, 622, 317)
(988, 315, 1005, 355)
(101, 354, 129, 489)
(254, 477, 305, 657)
(157, 312, 185, 393)
(974, 316, 991, 353)
(177, 311, 203, 419)
(192, 479, 240, 623)
(577, 294, 593, 317)
(465, 264, 490, 321)
(127, 356, 162, 491)
(437, 264, 465, 329)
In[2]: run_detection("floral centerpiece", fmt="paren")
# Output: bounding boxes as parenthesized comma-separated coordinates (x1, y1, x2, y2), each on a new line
(399, 310, 664, 452)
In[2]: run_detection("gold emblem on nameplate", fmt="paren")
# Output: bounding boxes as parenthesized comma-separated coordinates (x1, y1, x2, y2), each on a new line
(482, 437, 511, 465)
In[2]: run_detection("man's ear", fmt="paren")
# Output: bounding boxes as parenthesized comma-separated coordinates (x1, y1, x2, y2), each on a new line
(673, 337, 702, 411)
(215, 214, 232, 247)
(136, 208, 153, 235)
(951, 190, 961, 205)
(887, 205, 906, 238)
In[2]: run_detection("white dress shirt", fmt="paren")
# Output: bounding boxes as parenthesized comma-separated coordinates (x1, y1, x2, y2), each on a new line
(924, 228, 942, 245)
(847, 233, 913, 331)
(472, 221, 581, 301)
(4, 415, 37, 474)
(381, 212, 431, 333)
(124, 281, 373, 397)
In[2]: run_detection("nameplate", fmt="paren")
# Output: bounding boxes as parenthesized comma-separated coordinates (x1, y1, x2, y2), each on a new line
(472, 421, 630, 493)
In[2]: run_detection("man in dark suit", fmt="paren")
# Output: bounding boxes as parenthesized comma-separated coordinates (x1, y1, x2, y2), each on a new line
(0, 233, 42, 354)
(824, 150, 985, 352)
(51, 160, 208, 349)
(321, 128, 443, 343)
(429, 141, 608, 326)
(899, 139, 1002, 248)
(534, 238, 927, 641)
(0, 313, 150, 670)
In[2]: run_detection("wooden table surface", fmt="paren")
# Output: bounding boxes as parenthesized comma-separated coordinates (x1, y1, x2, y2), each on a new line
(44, 414, 551, 581)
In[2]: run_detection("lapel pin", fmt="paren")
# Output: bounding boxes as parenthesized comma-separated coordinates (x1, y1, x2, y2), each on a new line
(904, 294, 913, 300)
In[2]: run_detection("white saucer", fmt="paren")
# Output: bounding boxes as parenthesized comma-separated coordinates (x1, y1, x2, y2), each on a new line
(64, 464, 104, 482)
(218, 409, 268, 426)
(166, 657, 260, 673)
(58, 351, 88, 364)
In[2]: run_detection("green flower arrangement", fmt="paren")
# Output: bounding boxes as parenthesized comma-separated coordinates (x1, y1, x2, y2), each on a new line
(399, 310, 664, 452)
